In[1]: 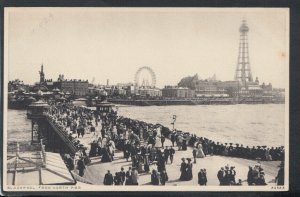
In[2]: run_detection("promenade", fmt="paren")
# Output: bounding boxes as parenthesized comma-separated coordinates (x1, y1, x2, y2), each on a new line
(73, 124, 280, 186)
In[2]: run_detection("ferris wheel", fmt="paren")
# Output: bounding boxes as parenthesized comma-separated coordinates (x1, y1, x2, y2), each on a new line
(134, 66, 156, 88)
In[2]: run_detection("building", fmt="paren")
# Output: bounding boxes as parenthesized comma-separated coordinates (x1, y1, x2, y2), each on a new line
(137, 87, 162, 97)
(115, 83, 135, 96)
(54, 79, 89, 96)
(162, 86, 195, 98)
(195, 80, 225, 96)
(8, 79, 30, 92)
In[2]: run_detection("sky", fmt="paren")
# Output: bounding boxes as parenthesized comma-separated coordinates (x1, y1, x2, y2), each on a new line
(5, 8, 289, 88)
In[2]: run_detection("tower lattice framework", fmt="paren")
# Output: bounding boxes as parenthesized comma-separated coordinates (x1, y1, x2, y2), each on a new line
(234, 19, 253, 86)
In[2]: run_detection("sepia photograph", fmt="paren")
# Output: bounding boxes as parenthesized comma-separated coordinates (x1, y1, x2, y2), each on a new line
(3, 7, 289, 192)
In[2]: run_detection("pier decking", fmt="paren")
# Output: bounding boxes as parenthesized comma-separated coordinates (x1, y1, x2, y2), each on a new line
(21, 107, 281, 186)
(78, 137, 280, 186)
(7, 144, 75, 185)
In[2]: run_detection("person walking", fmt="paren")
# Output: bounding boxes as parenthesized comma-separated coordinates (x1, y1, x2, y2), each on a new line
(196, 143, 205, 158)
(275, 162, 284, 185)
(103, 170, 114, 185)
(171, 133, 176, 147)
(229, 166, 236, 184)
(217, 167, 225, 185)
(247, 166, 254, 185)
(151, 169, 160, 185)
(164, 147, 170, 164)
(160, 170, 169, 185)
(144, 153, 150, 173)
(180, 158, 187, 181)
(161, 135, 165, 148)
(192, 147, 197, 164)
(198, 169, 206, 185)
(125, 167, 133, 185)
(120, 167, 126, 185)
(186, 158, 193, 180)
(131, 168, 139, 185)
(203, 169, 207, 185)
(77, 157, 86, 177)
(169, 146, 175, 164)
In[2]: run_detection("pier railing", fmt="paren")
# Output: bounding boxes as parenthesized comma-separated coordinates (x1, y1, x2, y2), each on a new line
(70, 171, 93, 184)
(45, 115, 77, 154)
(7, 142, 45, 172)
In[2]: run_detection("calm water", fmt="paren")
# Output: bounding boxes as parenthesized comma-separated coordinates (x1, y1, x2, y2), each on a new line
(7, 104, 285, 147)
(117, 104, 285, 147)
(7, 109, 32, 143)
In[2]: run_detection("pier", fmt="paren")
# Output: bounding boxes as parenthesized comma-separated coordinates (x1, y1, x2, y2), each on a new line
(19, 99, 283, 186)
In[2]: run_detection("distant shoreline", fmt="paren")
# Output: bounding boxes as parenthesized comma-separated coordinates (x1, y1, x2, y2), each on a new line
(108, 98, 285, 106)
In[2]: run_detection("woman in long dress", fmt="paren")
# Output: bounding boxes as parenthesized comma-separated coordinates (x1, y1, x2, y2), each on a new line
(196, 143, 205, 158)
(154, 128, 162, 148)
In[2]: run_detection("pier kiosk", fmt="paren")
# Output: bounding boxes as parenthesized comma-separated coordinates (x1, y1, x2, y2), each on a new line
(95, 100, 115, 116)
(27, 100, 50, 144)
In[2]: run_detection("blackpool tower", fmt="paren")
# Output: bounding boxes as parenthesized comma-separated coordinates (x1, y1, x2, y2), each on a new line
(234, 19, 253, 86)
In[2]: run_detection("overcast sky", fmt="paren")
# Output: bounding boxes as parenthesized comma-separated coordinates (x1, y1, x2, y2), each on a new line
(5, 8, 289, 88)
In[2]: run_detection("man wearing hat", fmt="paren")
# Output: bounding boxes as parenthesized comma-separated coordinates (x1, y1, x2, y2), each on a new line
(171, 132, 176, 147)
(120, 167, 126, 185)
(229, 166, 236, 184)
(164, 146, 170, 164)
(103, 170, 114, 185)
(217, 167, 225, 185)
(224, 165, 230, 185)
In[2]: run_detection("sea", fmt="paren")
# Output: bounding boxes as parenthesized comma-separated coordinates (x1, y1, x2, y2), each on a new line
(7, 104, 285, 147)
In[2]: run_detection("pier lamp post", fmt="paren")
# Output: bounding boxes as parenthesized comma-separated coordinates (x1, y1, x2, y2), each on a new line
(171, 115, 177, 130)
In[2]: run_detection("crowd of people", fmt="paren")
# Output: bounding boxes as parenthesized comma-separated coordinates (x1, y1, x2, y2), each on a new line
(246, 164, 267, 186)
(217, 165, 238, 185)
(44, 100, 284, 186)
(168, 131, 284, 161)
(103, 167, 139, 185)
